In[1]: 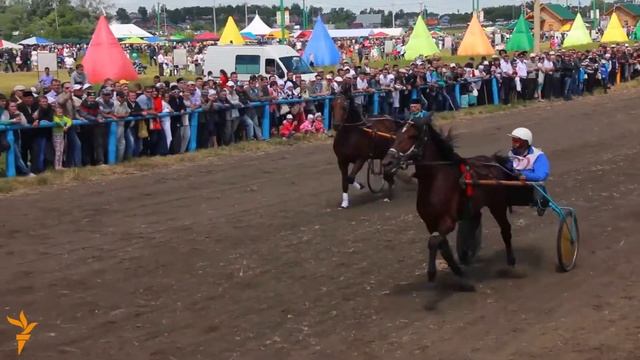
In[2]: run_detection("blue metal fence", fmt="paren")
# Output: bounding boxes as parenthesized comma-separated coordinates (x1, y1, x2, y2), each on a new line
(1, 79, 504, 178)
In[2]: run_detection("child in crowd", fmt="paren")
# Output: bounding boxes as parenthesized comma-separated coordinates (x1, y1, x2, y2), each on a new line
(279, 114, 295, 139)
(299, 114, 315, 134)
(52, 105, 72, 170)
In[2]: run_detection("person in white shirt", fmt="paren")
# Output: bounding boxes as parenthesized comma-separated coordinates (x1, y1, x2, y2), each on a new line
(515, 52, 528, 97)
(498, 51, 514, 105)
(378, 69, 395, 115)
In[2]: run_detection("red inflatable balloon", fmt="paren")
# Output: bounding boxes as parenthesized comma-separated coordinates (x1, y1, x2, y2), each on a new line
(83, 16, 139, 84)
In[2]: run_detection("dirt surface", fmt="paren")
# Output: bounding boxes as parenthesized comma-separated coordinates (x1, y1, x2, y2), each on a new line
(1, 89, 640, 360)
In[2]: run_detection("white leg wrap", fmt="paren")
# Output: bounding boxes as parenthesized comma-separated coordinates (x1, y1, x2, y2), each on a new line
(340, 193, 349, 208)
(351, 182, 364, 190)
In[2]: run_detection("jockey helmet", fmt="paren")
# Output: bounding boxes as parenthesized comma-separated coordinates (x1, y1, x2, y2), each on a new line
(508, 127, 533, 145)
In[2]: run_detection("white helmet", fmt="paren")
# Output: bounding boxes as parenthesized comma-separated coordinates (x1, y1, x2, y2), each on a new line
(508, 127, 533, 145)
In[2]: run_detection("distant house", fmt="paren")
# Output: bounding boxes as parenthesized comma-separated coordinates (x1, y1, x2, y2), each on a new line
(526, 4, 576, 32)
(355, 14, 382, 28)
(604, 3, 640, 29)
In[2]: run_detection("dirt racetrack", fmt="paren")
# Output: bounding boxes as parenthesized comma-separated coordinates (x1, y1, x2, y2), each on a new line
(2, 88, 640, 360)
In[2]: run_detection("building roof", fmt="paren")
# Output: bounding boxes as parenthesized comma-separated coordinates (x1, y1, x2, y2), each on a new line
(607, 4, 640, 17)
(545, 4, 576, 20)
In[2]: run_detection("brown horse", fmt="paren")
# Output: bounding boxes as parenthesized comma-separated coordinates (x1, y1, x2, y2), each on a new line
(382, 118, 517, 283)
(332, 87, 398, 208)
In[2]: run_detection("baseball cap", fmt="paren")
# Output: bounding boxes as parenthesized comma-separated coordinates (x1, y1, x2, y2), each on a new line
(73, 84, 83, 90)
(13, 85, 26, 91)
(227, 81, 236, 87)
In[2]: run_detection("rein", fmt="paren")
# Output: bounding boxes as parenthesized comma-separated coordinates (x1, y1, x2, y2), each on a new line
(361, 127, 396, 139)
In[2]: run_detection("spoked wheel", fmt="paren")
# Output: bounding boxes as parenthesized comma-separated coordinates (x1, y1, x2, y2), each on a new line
(456, 214, 483, 265)
(557, 208, 580, 272)
(367, 159, 386, 194)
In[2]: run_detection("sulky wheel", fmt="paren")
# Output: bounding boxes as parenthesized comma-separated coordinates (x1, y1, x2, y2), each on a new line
(456, 214, 483, 265)
(367, 159, 386, 194)
(557, 208, 580, 272)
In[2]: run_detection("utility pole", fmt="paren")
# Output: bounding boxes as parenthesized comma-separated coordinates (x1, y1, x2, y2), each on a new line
(391, 2, 395, 28)
(213, 0, 217, 32)
(303, 0, 307, 29)
(534, 0, 540, 53)
(592, 0, 597, 30)
(53, 0, 59, 30)
(279, 0, 285, 44)
(245, 3, 248, 28)
(156, 1, 161, 35)
(163, 3, 167, 35)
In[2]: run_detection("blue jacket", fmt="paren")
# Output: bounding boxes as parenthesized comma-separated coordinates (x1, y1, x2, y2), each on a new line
(519, 147, 550, 182)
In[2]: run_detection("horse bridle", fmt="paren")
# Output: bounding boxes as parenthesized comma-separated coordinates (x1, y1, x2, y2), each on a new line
(388, 120, 428, 162)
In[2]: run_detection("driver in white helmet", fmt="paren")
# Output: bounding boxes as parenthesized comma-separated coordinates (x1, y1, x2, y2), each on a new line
(508, 127, 550, 215)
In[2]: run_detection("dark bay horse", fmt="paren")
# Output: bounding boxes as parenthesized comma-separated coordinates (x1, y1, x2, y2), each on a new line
(382, 118, 517, 283)
(332, 87, 398, 208)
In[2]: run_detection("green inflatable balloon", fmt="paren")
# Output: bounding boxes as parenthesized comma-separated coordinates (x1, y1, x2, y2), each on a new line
(131, 52, 139, 60)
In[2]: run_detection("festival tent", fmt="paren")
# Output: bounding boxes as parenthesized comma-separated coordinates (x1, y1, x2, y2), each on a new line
(600, 12, 629, 43)
(372, 31, 389, 38)
(559, 22, 573, 32)
(145, 36, 162, 43)
(120, 37, 148, 44)
(109, 23, 153, 39)
(266, 29, 290, 39)
(404, 15, 439, 59)
(505, 14, 534, 52)
(241, 13, 273, 36)
(0, 39, 22, 49)
(19, 36, 53, 45)
(295, 30, 312, 40)
(83, 16, 138, 83)
(457, 12, 495, 56)
(562, 13, 592, 47)
(302, 16, 341, 67)
(195, 32, 220, 41)
(632, 21, 640, 41)
(219, 16, 245, 45)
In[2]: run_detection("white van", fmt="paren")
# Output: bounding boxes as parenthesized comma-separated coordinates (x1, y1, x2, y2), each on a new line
(202, 45, 316, 82)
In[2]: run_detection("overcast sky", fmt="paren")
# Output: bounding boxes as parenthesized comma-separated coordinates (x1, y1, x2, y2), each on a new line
(114, 0, 586, 16)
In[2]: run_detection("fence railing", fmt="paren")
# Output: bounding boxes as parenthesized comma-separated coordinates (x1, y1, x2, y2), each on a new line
(1, 78, 507, 178)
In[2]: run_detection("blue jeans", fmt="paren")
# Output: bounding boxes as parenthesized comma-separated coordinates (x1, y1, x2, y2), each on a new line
(65, 127, 82, 167)
(240, 115, 254, 140)
(563, 77, 573, 100)
(13, 133, 31, 175)
(124, 127, 134, 160)
(30, 135, 47, 174)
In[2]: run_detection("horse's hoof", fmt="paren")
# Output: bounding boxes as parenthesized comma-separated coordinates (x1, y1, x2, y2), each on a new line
(507, 257, 516, 267)
(427, 271, 437, 282)
(340, 202, 349, 209)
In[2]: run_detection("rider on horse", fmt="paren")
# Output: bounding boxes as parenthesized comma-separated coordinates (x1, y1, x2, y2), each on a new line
(408, 98, 432, 125)
(507, 127, 550, 215)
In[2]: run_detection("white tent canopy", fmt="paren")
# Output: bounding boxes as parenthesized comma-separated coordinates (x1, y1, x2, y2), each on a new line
(241, 13, 273, 36)
(292, 27, 404, 39)
(109, 23, 153, 39)
(0, 39, 22, 49)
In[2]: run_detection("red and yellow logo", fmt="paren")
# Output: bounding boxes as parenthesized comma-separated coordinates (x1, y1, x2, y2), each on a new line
(6, 311, 38, 355)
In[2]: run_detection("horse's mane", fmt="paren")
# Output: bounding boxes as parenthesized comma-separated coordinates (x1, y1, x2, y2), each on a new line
(425, 123, 461, 163)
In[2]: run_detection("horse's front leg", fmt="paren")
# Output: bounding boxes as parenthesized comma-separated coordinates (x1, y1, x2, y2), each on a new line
(427, 217, 460, 282)
(347, 158, 366, 191)
(489, 204, 515, 267)
(339, 159, 350, 208)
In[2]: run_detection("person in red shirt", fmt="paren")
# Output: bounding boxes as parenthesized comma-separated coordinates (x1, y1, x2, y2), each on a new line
(313, 113, 326, 133)
(219, 70, 229, 88)
(279, 114, 295, 138)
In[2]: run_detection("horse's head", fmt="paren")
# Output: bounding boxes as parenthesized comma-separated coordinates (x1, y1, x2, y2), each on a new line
(382, 113, 434, 177)
(331, 84, 356, 131)
(332, 94, 349, 131)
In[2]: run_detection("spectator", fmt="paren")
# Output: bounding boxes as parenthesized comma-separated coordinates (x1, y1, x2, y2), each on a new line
(51, 105, 72, 170)
(279, 114, 295, 139)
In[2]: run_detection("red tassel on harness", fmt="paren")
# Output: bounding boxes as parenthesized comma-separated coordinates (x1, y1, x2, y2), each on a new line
(460, 164, 474, 197)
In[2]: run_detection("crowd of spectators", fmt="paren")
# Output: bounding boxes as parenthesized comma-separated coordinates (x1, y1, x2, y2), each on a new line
(1, 42, 639, 177)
